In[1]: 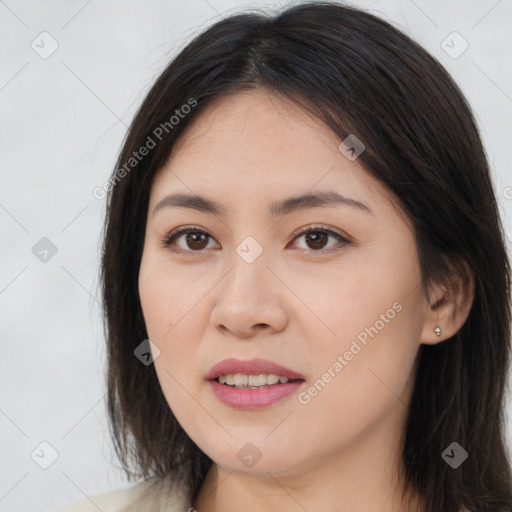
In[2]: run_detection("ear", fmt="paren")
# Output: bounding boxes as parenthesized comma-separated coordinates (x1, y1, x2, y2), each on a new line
(420, 257, 475, 345)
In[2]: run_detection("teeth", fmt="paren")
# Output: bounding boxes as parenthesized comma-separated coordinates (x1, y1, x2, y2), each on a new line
(258, 373, 279, 386)
(248, 374, 267, 386)
(216, 373, 290, 388)
(234, 374, 248, 386)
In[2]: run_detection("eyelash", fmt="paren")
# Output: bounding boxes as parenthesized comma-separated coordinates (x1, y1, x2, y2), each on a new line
(161, 224, 350, 255)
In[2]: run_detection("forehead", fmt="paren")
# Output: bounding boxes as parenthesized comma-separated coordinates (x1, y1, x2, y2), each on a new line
(170, 88, 337, 159)
(150, 88, 403, 220)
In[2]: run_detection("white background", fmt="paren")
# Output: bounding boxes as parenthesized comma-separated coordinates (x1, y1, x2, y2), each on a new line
(1, 1, 511, 511)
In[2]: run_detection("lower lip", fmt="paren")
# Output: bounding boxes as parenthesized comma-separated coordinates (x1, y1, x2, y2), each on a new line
(208, 379, 304, 409)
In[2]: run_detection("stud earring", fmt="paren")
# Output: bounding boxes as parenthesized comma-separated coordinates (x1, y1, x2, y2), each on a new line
(434, 326, 442, 337)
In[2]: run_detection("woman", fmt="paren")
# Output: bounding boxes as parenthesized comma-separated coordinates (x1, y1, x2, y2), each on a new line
(55, 2, 512, 511)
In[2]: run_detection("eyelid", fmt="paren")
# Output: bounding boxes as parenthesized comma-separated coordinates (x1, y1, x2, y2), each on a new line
(288, 223, 350, 243)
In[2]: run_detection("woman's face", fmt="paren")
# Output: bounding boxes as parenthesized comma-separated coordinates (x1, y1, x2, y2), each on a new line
(138, 88, 433, 477)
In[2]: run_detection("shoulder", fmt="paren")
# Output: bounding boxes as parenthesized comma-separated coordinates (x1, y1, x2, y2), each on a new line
(52, 478, 184, 512)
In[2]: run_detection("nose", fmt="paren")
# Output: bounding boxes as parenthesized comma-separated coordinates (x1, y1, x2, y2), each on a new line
(209, 249, 288, 339)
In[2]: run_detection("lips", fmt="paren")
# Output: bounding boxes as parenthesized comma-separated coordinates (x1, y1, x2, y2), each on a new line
(207, 358, 306, 410)
(206, 358, 305, 381)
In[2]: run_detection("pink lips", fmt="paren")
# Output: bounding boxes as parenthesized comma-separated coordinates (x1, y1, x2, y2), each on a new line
(206, 358, 305, 410)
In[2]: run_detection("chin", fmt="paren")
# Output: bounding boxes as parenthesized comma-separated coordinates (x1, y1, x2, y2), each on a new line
(204, 442, 308, 477)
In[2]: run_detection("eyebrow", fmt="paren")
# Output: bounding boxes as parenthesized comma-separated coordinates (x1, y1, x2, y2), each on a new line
(153, 190, 373, 217)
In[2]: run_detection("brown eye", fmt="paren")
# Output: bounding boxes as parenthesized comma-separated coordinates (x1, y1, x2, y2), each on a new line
(291, 226, 349, 252)
(183, 232, 209, 250)
(303, 231, 329, 250)
(164, 227, 218, 253)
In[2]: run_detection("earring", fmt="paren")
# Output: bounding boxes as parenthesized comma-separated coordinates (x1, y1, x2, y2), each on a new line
(434, 326, 442, 337)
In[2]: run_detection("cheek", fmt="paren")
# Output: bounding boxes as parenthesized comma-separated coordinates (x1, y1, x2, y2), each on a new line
(294, 249, 425, 418)
(284, 251, 420, 354)
(138, 262, 206, 420)
(138, 252, 209, 385)
(138, 252, 198, 340)
(292, 300, 423, 454)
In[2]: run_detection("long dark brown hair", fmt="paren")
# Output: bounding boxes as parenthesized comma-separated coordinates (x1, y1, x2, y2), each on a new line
(99, 2, 512, 510)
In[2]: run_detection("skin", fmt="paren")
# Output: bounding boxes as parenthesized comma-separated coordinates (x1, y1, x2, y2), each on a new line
(138, 88, 474, 512)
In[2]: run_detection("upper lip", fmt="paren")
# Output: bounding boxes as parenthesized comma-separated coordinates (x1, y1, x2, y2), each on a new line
(206, 358, 305, 381)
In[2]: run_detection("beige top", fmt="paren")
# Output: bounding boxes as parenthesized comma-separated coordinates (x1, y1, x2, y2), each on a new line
(52, 477, 190, 512)
(53, 477, 470, 512)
